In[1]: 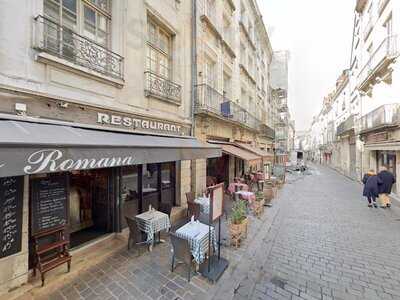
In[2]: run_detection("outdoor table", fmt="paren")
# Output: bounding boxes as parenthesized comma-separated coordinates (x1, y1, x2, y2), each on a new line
(235, 190, 256, 202)
(135, 210, 171, 247)
(227, 182, 249, 194)
(175, 221, 217, 264)
(194, 197, 210, 214)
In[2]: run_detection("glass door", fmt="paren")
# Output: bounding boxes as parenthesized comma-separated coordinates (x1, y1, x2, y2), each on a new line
(161, 162, 176, 206)
(120, 166, 140, 229)
(142, 163, 160, 212)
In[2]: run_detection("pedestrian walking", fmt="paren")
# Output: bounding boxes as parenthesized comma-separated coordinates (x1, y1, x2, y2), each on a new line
(362, 170, 382, 208)
(378, 165, 396, 208)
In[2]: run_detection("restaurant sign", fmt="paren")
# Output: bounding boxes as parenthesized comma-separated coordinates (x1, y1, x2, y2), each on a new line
(0, 146, 218, 178)
(97, 113, 189, 135)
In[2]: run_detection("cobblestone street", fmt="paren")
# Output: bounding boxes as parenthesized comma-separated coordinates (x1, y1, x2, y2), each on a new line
(248, 165, 400, 300)
(34, 165, 400, 300)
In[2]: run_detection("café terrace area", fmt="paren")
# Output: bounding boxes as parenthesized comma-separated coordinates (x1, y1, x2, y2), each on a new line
(17, 168, 286, 300)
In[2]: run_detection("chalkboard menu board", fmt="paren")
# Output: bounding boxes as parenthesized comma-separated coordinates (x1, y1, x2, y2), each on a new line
(31, 176, 68, 235)
(0, 176, 23, 258)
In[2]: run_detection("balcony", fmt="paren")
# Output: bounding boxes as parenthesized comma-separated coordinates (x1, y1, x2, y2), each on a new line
(337, 115, 355, 136)
(239, 19, 256, 51)
(222, 32, 236, 58)
(33, 15, 123, 80)
(359, 104, 400, 133)
(200, 1, 222, 40)
(194, 84, 262, 131)
(144, 71, 182, 104)
(260, 124, 275, 139)
(358, 35, 399, 92)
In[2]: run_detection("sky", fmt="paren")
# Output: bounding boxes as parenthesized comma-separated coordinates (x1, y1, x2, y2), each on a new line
(258, 0, 355, 131)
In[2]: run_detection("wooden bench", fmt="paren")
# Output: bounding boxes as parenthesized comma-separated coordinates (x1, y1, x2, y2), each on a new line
(32, 226, 71, 286)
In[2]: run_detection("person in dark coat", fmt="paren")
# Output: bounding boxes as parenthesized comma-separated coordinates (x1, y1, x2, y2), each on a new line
(362, 170, 382, 208)
(378, 166, 396, 208)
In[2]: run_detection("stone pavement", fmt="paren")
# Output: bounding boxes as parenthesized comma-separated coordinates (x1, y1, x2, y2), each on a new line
(31, 164, 400, 300)
(248, 165, 400, 300)
(33, 185, 281, 300)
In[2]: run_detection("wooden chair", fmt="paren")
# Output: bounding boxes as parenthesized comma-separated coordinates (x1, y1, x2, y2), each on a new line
(170, 233, 193, 282)
(32, 226, 71, 286)
(187, 201, 200, 220)
(125, 217, 148, 255)
(185, 192, 195, 204)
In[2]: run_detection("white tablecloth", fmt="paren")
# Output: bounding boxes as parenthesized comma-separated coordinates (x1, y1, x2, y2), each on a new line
(135, 210, 171, 243)
(175, 221, 216, 264)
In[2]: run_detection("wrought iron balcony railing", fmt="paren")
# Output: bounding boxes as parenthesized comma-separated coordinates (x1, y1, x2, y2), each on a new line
(194, 84, 262, 131)
(359, 104, 400, 133)
(260, 124, 275, 139)
(33, 15, 124, 80)
(358, 35, 399, 91)
(144, 71, 182, 104)
(337, 115, 355, 136)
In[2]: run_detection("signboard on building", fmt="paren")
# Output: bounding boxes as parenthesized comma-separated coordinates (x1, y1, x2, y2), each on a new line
(31, 175, 68, 234)
(0, 176, 23, 258)
(96, 112, 189, 135)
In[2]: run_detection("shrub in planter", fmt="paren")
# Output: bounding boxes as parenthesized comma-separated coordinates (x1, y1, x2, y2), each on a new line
(229, 200, 248, 245)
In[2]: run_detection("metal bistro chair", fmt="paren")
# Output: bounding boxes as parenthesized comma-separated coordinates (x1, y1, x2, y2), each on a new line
(159, 203, 172, 218)
(125, 216, 148, 256)
(170, 233, 193, 282)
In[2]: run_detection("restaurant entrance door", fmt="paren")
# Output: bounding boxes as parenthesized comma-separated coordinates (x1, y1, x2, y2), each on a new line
(69, 169, 114, 248)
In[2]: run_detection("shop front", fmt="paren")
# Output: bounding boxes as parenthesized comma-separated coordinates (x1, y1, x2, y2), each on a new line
(0, 119, 221, 281)
(235, 142, 275, 179)
(206, 141, 262, 187)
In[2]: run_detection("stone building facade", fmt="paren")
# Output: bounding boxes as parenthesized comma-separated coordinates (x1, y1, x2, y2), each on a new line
(0, 0, 219, 295)
(192, 0, 276, 190)
(0, 0, 282, 297)
(308, 0, 400, 193)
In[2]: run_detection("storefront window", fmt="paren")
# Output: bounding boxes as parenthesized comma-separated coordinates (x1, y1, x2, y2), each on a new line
(161, 162, 176, 206)
(142, 163, 160, 211)
(120, 166, 139, 229)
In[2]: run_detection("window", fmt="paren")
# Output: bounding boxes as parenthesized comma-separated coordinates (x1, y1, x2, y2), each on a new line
(146, 18, 172, 79)
(223, 72, 232, 100)
(44, 0, 111, 47)
(205, 57, 217, 88)
(385, 15, 393, 37)
(240, 43, 246, 65)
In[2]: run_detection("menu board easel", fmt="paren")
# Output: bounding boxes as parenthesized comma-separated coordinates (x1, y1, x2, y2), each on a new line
(200, 183, 229, 283)
(31, 175, 68, 235)
(0, 176, 23, 258)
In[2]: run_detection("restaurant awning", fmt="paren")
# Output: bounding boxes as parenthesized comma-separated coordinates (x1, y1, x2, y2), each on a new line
(235, 142, 274, 160)
(0, 120, 222, 178)
(208, 141, 262, 163)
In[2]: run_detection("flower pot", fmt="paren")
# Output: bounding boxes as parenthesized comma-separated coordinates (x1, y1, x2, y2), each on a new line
(229, 222, 242, 248)
(263, 187, 274, 201)
(239, 217, 248, 239)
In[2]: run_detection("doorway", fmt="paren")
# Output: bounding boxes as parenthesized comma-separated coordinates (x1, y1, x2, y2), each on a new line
(69, 169, 113, 248)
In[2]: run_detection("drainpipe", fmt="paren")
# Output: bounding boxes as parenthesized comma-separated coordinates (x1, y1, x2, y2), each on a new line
(190, 0, 197, 137)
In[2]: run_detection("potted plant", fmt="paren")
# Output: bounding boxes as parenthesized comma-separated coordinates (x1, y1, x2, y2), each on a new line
(252, 191, 265, 217)
(229, 200, 248, 246)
